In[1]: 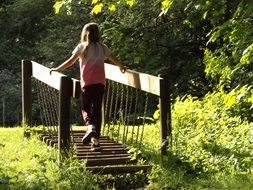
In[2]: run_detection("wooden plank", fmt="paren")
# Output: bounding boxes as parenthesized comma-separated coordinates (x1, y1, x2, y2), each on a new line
(74, 139, 118, 144)
(76, 150, 129, 156)
(86, 156, 134, 166)
(75, 143, 125, 148)
(78, 153, 130, 159)
(76, 147, 129, 152)
(105, 63, 162, 96)
(86, 165, 152, 174)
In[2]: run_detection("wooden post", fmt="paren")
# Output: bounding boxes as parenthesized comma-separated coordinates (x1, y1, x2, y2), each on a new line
(22, 60, 32, 127)
(159, 74, 171, 156)
(58, 76, 72, 161)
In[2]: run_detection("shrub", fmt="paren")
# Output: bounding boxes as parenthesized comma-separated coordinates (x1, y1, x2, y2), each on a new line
(172, 91, 252, 174)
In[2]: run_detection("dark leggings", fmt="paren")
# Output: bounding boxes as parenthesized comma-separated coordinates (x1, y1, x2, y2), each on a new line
(81, 83, 105, 139)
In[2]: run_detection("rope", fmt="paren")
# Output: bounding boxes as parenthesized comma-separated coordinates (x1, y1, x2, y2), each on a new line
(36, 80, 48, 133)
(112, 82, 119, 140)
(117, 83, 124, 142)
(122, 86, 130, 144)
(139, 92, 148, 148)
(34, 79, 58, 137)
(131, 88, 139, 143)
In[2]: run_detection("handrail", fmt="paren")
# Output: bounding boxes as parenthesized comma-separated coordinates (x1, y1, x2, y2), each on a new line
(31, 61, 80, 98)
(104, 63, 162, 96)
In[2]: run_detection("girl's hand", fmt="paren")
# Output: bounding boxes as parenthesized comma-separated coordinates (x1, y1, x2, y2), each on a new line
(49, 68, 59, 75)
(120, 66, 128, 73)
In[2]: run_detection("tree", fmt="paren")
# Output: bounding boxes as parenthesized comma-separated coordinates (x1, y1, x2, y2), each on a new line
(0, 69, 21, 126)
(0, 0, 53, 126)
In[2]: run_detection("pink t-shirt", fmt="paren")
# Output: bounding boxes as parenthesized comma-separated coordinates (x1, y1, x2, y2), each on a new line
(72, 42, 112, 87)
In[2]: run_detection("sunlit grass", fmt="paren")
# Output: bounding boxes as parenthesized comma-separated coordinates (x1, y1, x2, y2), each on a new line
(0, 127, 98, 190)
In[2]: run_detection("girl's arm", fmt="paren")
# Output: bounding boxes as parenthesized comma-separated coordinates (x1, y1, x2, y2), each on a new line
(108, 53, 128, 73)
(50, 53, 79, 74)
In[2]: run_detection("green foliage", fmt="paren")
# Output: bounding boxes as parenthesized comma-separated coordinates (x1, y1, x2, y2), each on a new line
(62, 0, 251, 96)
(0, 0, 54, 126)
(95, 172, 148, 190)
(143, 90, 253, 189)
(0, 70, 21, 126)
(0, 0, 53, 71)
(172, 92, 252, 174)
(224, 85, 253, 121)
(204, 0, 253, 89)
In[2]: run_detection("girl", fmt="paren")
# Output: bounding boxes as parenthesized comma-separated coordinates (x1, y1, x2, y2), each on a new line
(50, 22, 127, 151)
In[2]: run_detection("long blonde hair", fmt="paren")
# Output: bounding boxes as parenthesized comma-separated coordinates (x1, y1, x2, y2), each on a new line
(81, 23, 100, 43)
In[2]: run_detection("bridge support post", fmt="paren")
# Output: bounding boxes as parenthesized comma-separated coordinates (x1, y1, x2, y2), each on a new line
(159, 74, 171, 156)
(22, 60, 32, 128)
(58, 76, 72, 162)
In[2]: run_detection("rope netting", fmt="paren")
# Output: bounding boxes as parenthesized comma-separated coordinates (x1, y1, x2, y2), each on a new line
(102, 80, 157, 148)
(32, 78, 75, 146)
(33, 78, 58, 135)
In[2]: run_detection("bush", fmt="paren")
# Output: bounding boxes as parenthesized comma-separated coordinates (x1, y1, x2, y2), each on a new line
(172, 91, 252, 174)
(145, 90, 252, 189)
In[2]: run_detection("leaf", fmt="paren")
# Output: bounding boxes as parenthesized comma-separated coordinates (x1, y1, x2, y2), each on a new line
(108, 4, 116, 12)
(91, 3, 103, 14)
(161, 0, 173, 10)
(202, 11, 208, 19)
(225, 94, 236, 108)
(153, 109, 160, 120)
(247, 95, 253, 104)
(126, 0, 135, 7)
(240, 43, 253, 65)
(92, 0, 99, 4)
(53, 1, 64, 14)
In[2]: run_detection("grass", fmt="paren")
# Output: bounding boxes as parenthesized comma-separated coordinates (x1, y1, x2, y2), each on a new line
(0, 127, 98, 190)
(0, 126, 252, 190)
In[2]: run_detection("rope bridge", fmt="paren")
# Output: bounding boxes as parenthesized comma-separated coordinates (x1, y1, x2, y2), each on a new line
(22, 60, 171, 174)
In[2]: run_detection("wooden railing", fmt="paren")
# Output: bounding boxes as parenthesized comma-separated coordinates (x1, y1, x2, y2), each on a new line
(22, 60, 171, 160)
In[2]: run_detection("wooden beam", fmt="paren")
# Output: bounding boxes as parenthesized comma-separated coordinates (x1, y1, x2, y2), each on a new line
(22, 60, 32, 127)
(159, 74, 170, 156)
(105, 63, 162, 96)
(58, 76, 72, 161)
(86, 156, 134, 166)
